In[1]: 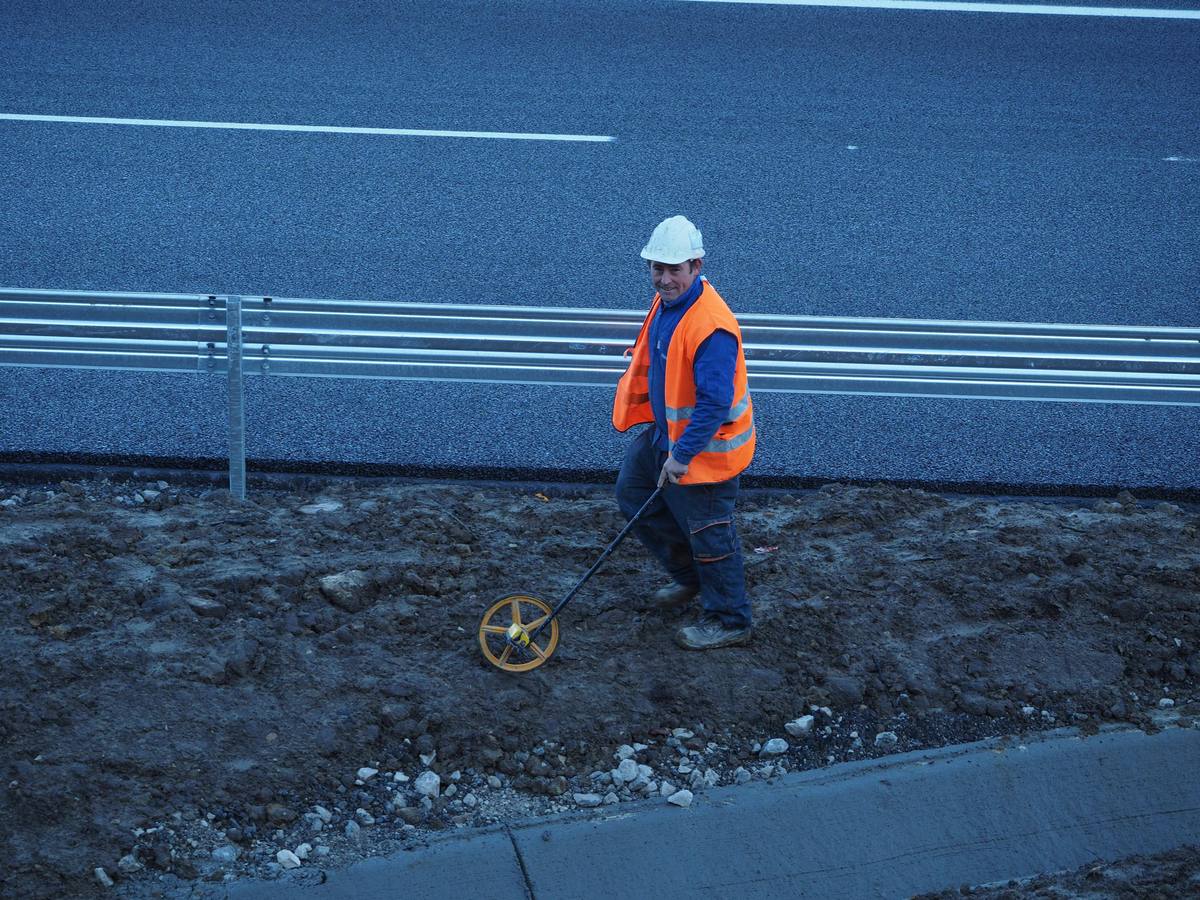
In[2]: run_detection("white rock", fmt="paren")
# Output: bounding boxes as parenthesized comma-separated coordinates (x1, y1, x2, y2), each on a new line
(761, 738, 789, 755)
(672, 728, 694, 739)
(464, 793, 478, 808)
(785, 716, 814, 736)
(1022, 706, 1036, 715)
(444, 784, 457, 798)
(573, 792, 603, 807)
(356, 808, 375, 825)
(117, 853, 143, 873)
(875, 731, 899, 747)
(668, 789, 694, 808)
(357, 767, 378, 781)
(487, 775, 502, 789)
(1159, 698, 1176, 708)
(615, 744, 637, 760)
(277, 849, 302, 869)
(634, 742, 649, 752)
(415, 770, 441, 798)
(660, 781, 676, 797)
(393, 772, 410, 783)
(318, 570, 371, 611)
(300, 500, 343, 514)
(295, 843, 312, 860)
(637, 764, 653, 780)
(603, 792, 620, 805)
(211, 845, 239, 864)
(312, 805, 333, 823)
(94, 867, 114, 888)
(420, 751, 437, 766)
(1, 497, 19, 508)
(616, 758, 639, 781)
(734, 767, 751, 784)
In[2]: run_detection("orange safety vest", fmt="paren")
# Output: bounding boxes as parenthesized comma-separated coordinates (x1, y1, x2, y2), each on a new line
(612, 279, 755, 484)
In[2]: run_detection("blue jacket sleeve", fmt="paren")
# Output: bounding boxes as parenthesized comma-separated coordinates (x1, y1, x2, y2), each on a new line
(671, 329, 738, 465)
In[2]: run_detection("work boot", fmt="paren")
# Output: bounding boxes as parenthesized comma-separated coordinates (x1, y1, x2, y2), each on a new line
(674, 613, 752, 651)
(650, 582, 699, 610)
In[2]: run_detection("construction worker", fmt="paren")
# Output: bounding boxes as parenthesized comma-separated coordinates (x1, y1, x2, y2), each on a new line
(613, 216, 756, 650)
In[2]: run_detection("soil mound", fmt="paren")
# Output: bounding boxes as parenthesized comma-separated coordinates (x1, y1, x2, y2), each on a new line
(1, 476, 1197, 897)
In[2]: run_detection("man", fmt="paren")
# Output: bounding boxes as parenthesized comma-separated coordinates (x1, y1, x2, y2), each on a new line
(613, 215, 756, 650)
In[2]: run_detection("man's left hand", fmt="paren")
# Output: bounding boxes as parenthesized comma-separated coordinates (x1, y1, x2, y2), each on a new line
(662, 455, 689, 484)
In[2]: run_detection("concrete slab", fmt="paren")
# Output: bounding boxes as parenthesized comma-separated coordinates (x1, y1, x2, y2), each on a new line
(220, 725, 1200, 899)
(223, 827, 526, 900)
(525, 727, 1200, 898)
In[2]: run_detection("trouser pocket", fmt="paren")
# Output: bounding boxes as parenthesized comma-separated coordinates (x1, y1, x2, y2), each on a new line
(688, 516, 736, 563)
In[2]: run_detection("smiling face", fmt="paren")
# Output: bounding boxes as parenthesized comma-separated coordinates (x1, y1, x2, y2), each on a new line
(649, 258, 702, 302)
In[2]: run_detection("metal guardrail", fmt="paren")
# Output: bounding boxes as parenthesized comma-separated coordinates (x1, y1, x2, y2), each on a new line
(4, 288, 1200, 402)
(3, 287, 1199, 495)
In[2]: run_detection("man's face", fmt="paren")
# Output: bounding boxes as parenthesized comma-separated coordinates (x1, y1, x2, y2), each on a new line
(649, 259, 700, 302)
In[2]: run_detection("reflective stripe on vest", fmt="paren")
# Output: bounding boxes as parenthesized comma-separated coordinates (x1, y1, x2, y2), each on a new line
(666, 388, 751, 424)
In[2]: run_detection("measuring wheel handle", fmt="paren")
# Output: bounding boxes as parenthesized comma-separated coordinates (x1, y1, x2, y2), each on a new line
(478, 593, 560, 672)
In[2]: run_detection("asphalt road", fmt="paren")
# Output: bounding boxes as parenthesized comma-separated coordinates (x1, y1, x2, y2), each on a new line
(1, 0, 1197, 490)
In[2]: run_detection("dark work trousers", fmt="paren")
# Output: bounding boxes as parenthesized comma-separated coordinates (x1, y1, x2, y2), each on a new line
(615, 428, 751, 628)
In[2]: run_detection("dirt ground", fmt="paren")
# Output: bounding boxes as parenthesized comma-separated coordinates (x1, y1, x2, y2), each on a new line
(1, 471, 1198, 899)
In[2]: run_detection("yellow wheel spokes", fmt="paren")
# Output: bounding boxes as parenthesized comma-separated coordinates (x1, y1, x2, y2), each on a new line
(524, 613, 550, 632)
(478, 593, 560, 672)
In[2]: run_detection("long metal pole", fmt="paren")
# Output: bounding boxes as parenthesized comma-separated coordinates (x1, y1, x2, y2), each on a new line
(226, 295, 246, 500)
(528, 482, 664, 641)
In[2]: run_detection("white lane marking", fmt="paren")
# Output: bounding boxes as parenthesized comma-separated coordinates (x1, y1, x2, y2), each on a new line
(0, 113, 616, 143)
(677, 0, 1200, 18)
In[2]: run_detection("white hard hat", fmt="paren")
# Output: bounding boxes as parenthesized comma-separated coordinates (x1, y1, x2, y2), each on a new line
(639, 215, 705, 265)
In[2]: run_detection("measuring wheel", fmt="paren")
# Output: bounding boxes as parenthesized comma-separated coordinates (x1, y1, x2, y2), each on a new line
(478, 593, 560, 672)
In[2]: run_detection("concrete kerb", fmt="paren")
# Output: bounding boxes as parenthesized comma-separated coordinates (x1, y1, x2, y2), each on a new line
(216, 723, 1200, 900)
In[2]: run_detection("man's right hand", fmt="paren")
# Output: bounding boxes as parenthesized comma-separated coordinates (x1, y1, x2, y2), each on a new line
(661, 455, 689, 485)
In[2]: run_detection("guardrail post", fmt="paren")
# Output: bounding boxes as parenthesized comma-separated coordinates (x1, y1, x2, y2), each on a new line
(226, 295, 246, 500)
